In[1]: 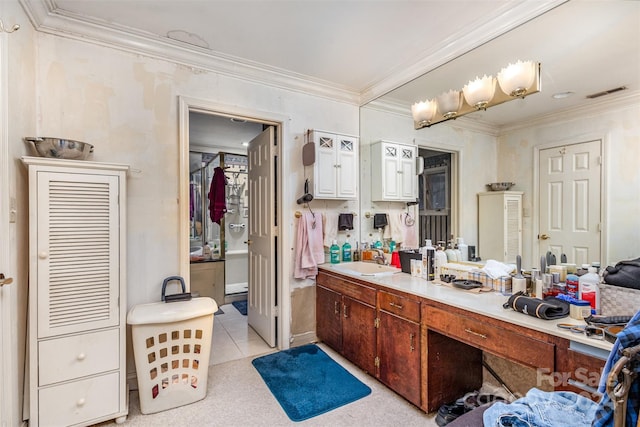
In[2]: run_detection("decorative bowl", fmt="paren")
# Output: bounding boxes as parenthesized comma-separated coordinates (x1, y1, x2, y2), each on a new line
(24, 137, 94, 160)
(488, 182, 515, 191)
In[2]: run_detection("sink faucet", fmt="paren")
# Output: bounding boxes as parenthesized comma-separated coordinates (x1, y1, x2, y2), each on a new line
(373, 249, 388, 265)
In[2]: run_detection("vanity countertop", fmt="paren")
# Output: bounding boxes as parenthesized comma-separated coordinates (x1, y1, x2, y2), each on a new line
(318, 263, 613, 353)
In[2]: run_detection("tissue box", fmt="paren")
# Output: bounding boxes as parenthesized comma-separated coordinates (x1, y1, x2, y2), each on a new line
(470, 270, 512, 294)
(600, 283, 640, 315)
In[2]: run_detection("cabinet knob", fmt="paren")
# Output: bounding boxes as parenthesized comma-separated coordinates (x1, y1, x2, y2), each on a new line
(38, 251, 48, 259)
(76, 398, 86, 407)
(77, 353, 86, 361)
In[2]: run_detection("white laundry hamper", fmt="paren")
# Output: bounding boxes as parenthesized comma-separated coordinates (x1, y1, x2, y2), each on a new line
(127, 276, 218, 414)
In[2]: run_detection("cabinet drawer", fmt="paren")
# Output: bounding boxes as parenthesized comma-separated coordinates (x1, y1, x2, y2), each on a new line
(317, 272, 376, 305)
(426, 306, 554, 370)
(39, 328, 120, 386)
(378, 291, 420, 322)
(38, 371, 120, 427)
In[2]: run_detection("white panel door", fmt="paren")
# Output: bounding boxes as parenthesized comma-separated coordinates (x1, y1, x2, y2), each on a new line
(539, 140, 601, 266)
(399, 145, 417, 200)
(247, 127, 276, 347)
(336, 135, 358, 199)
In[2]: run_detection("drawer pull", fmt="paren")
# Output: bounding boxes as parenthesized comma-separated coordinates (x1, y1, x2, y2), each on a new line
(76, 398, 86, 407)
(389, 302, 403, 310)
(410, 333, 415, 352)
(464, 328, 487, 339)
(77, 353, 86, 361)
(334, 301, 340, 315)
(343, 303, 349, 318)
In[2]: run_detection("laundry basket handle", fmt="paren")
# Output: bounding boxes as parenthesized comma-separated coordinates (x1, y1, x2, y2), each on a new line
(161, 276, 186, 301)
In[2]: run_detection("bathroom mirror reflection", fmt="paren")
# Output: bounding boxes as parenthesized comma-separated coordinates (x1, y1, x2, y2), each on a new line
(359, 0, 640, 267)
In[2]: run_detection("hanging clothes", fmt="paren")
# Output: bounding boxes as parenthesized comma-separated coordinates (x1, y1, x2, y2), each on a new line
(208, 166, 227, 224)
(294, 212, 325, 279)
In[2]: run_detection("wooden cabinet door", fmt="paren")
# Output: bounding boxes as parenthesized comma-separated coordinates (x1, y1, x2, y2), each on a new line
(316, 285, 343, 352)
(378, 310, 421, 407)
(342, 296, 376, 374)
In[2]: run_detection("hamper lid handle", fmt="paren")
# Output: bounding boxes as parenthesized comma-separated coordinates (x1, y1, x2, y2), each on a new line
(161, 276, 186, 301)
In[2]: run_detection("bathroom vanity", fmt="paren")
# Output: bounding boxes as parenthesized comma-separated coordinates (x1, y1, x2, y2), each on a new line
(316, 265, 610, 413)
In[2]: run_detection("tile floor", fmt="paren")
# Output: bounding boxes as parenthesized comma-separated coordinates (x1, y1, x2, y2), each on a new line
(210, 302, 273, 365)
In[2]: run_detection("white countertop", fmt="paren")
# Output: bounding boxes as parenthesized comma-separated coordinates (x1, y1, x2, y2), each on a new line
(319, 263, 613, 354)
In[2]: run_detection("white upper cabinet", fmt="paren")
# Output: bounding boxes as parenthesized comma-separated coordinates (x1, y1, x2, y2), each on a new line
(371, 140, 417, 202)
(309, 130, 358, 200)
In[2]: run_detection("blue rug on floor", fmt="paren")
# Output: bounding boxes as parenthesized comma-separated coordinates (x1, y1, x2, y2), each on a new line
(232, 300, 247, 315)
(251, 344, 371, 422)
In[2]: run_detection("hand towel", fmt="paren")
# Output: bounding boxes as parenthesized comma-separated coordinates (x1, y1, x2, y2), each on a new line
(373, 213, 388, 229)
(338, 213, 354, 231)
(388, 212, 404, 242)
(323, 213, 338, 247)
(400, 214, 419, 249)
(294, 212, 325, 279)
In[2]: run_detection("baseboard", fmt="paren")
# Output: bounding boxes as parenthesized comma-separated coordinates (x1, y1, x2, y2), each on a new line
(289, 331, 317, 347)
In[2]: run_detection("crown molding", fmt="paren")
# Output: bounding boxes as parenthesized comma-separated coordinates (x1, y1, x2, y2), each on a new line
(358, 0, 567, 105)
(18, 0, 361, 105)
(498, 89, 640, 134)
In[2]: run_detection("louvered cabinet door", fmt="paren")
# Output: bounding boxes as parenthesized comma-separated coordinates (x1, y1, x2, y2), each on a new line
(36, 171, 121, 337)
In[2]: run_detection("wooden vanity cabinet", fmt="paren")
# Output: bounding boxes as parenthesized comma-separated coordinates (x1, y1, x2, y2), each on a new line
(377, 291, 422, 407)
(190, 260, 225, 305)
(553, 340, 607, 401)
(316, 271, 377, 374)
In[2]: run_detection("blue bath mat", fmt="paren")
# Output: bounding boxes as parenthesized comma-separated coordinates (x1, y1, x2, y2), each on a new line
(252, 344, 371, 421)
(232, 300, 247, 315)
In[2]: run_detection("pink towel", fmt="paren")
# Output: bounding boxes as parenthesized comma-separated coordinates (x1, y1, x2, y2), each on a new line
(400, 213, 419, 249)
(294, 212, 325, 279)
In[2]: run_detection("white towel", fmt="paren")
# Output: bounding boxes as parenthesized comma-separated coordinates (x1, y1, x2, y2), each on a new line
(388, 212, 403, 242)
(323, 212, 339, 248)
(294, 212, 325, 279)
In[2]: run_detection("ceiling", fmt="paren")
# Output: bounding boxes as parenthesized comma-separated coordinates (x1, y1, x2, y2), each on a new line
(19, 0, 639, 128)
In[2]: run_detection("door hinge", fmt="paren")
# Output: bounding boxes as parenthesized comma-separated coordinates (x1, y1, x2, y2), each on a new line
(374, 356, 380, 368)
(374, 317, 380, 328)
(273, 306, 279, 317)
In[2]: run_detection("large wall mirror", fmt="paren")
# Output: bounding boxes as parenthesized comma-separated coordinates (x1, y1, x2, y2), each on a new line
(359, 0, 640, 268)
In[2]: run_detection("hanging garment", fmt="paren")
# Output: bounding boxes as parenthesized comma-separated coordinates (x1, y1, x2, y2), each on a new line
(208, 167, 227, 225)
(294, 212, 325, 279)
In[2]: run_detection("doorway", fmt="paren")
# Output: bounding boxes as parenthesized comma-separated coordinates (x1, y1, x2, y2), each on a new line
(179, 97, 286, 351)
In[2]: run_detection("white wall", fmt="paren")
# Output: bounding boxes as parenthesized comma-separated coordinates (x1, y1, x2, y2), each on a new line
(498, 102, 640, 267)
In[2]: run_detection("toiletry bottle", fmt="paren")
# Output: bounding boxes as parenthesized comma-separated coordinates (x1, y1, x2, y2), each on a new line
(434, 242, 448, 278)
(203, 242, 212, 260)
(353, 241, 360, 261)
(374, 239, 383, 250)
(330, 240, 340, 264)
(579, 267, 600, 313)
(444, 241, 456, 262)
(342, 239, 352, 262)
(422, 239, 435, 281)
(456, 237, 468, 262)
(389, 240, 396, 253)
(566, 273, 579, 298)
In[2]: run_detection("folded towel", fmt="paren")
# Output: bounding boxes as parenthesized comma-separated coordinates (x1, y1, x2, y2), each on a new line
(323, 212, 338, 248)
(373, 213, 388, 229)
(482, 259, 515, 279)
(294, 212, 325, 279)
(338, 213, 354, 231)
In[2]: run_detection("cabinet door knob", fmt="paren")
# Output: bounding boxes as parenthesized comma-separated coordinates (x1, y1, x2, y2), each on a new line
(38, 251, 48, 259)
(76, 398, 86, 407)
(77, 353, 86, 361)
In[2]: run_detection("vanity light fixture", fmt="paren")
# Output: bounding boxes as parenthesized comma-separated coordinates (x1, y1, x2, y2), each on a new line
(462, 74, 496, 110)
(412, 61, 541, 129)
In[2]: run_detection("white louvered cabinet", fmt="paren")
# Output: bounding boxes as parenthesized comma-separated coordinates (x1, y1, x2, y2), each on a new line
(307, 130, 359, 200)
(23, 157, 128, 427)
(478, 191, 523, 264)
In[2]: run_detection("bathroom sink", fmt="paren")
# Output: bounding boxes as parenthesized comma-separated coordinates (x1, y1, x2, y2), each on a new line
(330, 261, 401, 277)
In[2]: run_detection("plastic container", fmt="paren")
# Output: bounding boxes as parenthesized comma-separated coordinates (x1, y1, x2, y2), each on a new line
(342, 240, 352, 262)
(566, 273, 579, 298)
(570, 300, 592, 320)
(127, 294, 217, 414)
(579, 266, 600, 313)
(456, 237, 468, 262)
(330, 240, 340, 264)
